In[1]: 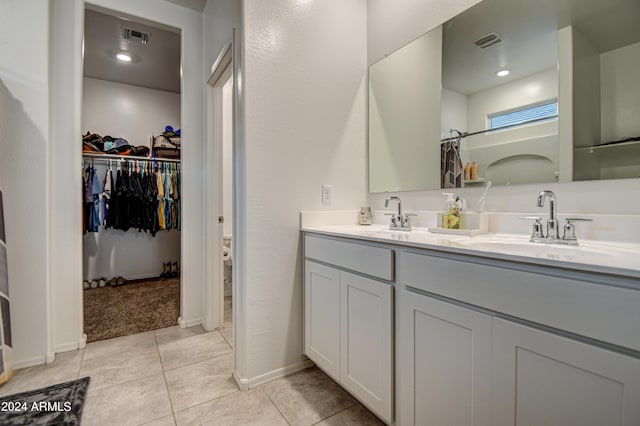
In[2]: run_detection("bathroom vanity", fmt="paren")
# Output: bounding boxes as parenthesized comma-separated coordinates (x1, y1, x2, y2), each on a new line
(302, 225, 640, 425)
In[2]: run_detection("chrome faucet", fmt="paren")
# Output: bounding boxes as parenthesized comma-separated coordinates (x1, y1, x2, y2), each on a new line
(524, 190, 592, 245)
(537, 190, 559, 239)
(384, 196, 413, 231)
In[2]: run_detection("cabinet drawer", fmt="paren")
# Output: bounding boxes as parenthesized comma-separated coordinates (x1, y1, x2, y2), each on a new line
(400, 251, 640, 352)
(305, 234, 394, 281)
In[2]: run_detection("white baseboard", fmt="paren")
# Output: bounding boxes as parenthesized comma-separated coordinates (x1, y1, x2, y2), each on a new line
(84, 272, 162, 282)
(53, 335, 86, 354)
(14, 355, 48, 370)
(233, 359, 315, 390)
(178, 316, 202, 329)
(233, 370, 250, 391)
(125, 272, 163, 281)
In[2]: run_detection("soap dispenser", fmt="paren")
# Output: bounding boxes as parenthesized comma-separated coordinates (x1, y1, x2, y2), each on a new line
(441, 193, 460, 229)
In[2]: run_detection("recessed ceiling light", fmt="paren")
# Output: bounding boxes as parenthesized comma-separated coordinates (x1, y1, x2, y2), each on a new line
(496, 69, 510, 77)
(116, 52, 132, 62)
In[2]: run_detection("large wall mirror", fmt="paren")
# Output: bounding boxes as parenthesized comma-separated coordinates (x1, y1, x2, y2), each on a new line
(368, 0, 640, 192)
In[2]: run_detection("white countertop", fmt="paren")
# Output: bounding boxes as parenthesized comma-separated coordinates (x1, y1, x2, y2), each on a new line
(302, 224, 640, 280)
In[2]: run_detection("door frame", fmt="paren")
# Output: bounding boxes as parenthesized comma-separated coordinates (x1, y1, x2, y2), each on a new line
(48, 0, 206, 358)
(204, 36, 234, 330)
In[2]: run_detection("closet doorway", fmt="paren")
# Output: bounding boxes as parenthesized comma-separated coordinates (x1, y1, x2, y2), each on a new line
(81, 8, 183, 342)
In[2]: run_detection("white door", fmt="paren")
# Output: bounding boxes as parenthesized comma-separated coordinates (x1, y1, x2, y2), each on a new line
(397, 289, 492, 426)
(304, 261, 341, 380)
(492, 318, 640, 426)
(339, 271, 393, 423)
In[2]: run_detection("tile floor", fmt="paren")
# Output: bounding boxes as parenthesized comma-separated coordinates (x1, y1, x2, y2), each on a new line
(0, 324, 383, 425)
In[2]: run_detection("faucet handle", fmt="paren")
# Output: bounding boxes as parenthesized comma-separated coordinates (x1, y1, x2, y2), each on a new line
(520, 216, 543, 239)
(401, 213, 417, 229)
(384, 213, 398, 227)
(563, 218, 593, 241)
(564, 217, 593, 222)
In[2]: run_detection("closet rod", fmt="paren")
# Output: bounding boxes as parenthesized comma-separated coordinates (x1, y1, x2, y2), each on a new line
(82, 152, 181, 163)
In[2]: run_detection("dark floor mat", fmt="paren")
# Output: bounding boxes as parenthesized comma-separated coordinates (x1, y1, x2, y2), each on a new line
(0, 377, 90, 425)
(83, 278, 179, 342)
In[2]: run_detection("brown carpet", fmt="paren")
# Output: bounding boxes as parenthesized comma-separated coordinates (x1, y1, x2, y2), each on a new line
(83, 278, 180, 343)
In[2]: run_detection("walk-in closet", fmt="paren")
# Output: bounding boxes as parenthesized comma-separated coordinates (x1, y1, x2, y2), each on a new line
(81, 8, 182, 342)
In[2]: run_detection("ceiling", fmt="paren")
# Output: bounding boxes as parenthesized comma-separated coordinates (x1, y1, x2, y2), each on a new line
(83, 9, 181, 93)
(162, 0, 208, 13)
(442, 0, 640, 95)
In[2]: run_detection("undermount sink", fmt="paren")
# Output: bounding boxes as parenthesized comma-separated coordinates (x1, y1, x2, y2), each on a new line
(452, 236, 627, 259)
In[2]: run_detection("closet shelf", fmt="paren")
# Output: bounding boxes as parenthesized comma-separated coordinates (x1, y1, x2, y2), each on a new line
(82, 152, 181, 163)
(574, 139, 640, 154)
(464, 178, 486, 185)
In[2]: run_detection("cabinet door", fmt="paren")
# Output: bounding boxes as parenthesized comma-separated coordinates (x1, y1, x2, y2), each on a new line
(492, 318, 640, 426)
(304, 261, 341, 380)
(340, 271, 393, 423)
(397, 289, 492, 426)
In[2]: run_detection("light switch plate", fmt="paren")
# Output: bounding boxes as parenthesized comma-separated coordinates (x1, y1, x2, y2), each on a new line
(322, 184, 333, 205)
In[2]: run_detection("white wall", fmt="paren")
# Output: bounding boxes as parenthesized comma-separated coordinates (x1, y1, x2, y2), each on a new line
(0, 0, 50, 366)
(82, 78, 180, 146)
(572, 28, 601, 149)
(600, 42, 640, 142)
(241, 0, 367, 383)
(367, 0, 640, 217)
(441, 88, 467, 140)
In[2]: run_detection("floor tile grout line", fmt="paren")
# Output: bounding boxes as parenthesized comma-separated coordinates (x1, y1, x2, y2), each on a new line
(260, 387, 294, 426)
(79, 369, 166, 395)
(309, 401, 359, 426)
(162, 351, 234, 375)
(170, 386, 241, 418)
(83, 333, 157, 363)
(160, 349, 233, 374)
(159, 336, 233, 374)
(154, 330, 179, 426)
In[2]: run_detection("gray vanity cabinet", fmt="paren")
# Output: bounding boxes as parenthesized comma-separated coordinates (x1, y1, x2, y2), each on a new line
(304, 234, 394, 424)
(397, 289, 492, 426)
(491, 318, 640, 426)
(303, 231, 640, 425)
(304, 261, 341, 380)
(398, 250, 640, 426)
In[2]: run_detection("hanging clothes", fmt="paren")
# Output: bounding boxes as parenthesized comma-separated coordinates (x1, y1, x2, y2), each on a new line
(157, 168, 166, 230)
(91, 167, 102, 231)
(83, 165, 102, 233)
(94, 159, 180, 236)
(103, 166, 113, 226)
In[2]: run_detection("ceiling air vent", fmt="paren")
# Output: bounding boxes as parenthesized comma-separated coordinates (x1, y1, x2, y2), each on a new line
(122, 27, 151, 45)
(474, 32, 502, 49)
